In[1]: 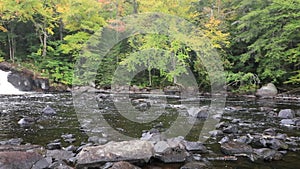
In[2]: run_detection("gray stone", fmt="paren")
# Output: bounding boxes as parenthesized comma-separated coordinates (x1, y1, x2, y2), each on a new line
(154, 141, 169, 153)
(221, 141, 253, 155)
(156, 146, 188, 163)
(268, 139, 288, 150)
(47, 142, 61, 150)
(263, 128, 276, 136)
(0, 151, 43, 169)
(0, 138, 23, 145)
(278, 109, 295, 119)
(209, 130, 223, 137)
(46, 150, 74, 161)
(31, 158, 50, 169)
(280, 119, 295, 125)
(42, 105, 56, 115)
(110, 161, 141, 169)
(256, 83, 278, 97)
(223, 125, 238, 134)
(254, 148, 283, 161)
(180, 162, 209, 169)
(76, 140, 154, 169)
(183, 141, 207, 153)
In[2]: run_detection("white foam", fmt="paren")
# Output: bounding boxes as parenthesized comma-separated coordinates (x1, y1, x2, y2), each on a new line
(0, 70, 26, 95)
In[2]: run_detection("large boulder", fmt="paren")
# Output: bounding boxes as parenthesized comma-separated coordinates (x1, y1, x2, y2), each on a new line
(256, 83, 278, 97)
(0, 151, 45, 169)
(76, 140, 154, 169)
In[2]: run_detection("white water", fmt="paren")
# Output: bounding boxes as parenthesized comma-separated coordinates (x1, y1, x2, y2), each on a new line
(0, 70, 26, 95)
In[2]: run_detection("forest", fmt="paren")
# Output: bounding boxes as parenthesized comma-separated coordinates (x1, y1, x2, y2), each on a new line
(0, 0, 299, 93)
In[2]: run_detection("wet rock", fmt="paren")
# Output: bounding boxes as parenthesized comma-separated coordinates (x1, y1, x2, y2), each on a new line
(223, 125, 238, 134)
(182, 141, 207, 153)
(110, 161, 141, 169)
(0, 138, 23, 145)
(253, 148, 283, 161)
(278, 109, 295, 119)
(180, 162, 209, 169)
(256, 83, 278, 97)
(42, 105, 56, 115)
(76, 140, 154, 168)
(221, 141, 253, 155)
(0, 151, 43, 169)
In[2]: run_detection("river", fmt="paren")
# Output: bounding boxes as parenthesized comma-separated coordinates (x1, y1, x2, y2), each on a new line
(0, 92, 300, 168)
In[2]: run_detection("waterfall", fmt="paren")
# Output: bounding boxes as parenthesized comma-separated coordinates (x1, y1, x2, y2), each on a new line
(0, 70, 26, 94)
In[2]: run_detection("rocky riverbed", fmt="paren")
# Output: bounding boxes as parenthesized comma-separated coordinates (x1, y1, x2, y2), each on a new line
(0, 91, 300, 168)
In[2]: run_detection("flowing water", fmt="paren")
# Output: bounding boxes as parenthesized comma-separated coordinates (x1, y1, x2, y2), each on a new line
(0, 91, 300, 168)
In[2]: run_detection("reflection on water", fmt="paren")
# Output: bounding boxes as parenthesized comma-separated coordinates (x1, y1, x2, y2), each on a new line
(0, 92, 299, 168)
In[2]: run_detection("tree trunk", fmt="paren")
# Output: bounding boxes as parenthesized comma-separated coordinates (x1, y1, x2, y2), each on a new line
(132, 0, 138, 14)
(59, 18, 63, 40)
(42, 30, 47, 57)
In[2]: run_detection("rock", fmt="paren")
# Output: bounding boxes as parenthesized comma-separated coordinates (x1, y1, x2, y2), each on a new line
(0, 138, 23, 145)
(48, 160, 72, 169)
(256, 83, 278, 97)
(18, 117, 36, 126)
(141, 130, 163, 142)
(263, 128, 276, 136)
(154, 141, 169, 153)
(253, 148, 283, 161)
(180, 162, 209, 169)
(0, 144, 45, 153)
(218, 136, 230, 144)
(187, 106, 209, 119)
(209, 130, 223, 137)
(31, 158, 50, 169)
(110, 161, 141, 169)
(278, 109, 295, 119)
(88, 136, 108, 145)
(153, 138, 188, 163)
(42, 105, 56, 115)
(221, 141, 253, 155)
(268, 139, 288, 150)
(76, 140, 154, 168)
(47, 142, 61, 150)
(0, 151, 43, 169)
(64, 145, 77, 152)
(280, 119, 295, 125)
(223, 125, 238, 134)
(156, 146, 188, 163)
(235, 135, 252, 144)
(182, 141, 207, 153)
(46, 149, 74, 161)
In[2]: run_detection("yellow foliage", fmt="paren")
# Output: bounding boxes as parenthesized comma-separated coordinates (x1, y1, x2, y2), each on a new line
(0, 25, 7, 32)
